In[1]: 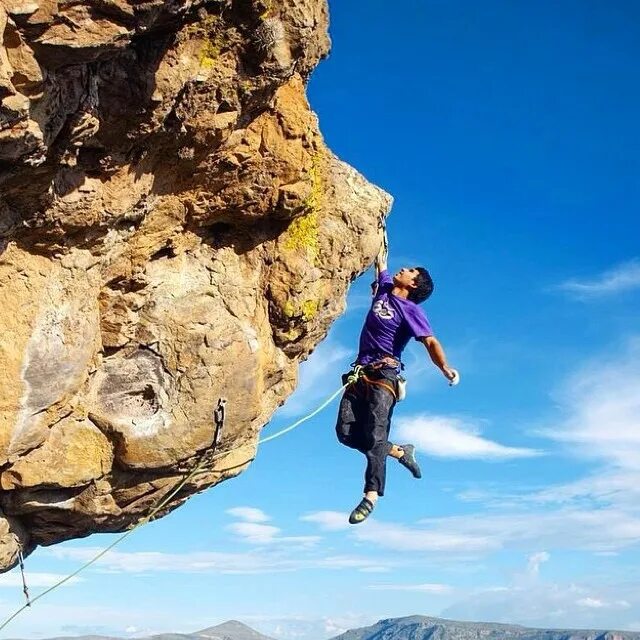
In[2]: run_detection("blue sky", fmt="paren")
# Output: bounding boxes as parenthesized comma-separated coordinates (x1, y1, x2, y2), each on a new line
(2, 1, 640, 637)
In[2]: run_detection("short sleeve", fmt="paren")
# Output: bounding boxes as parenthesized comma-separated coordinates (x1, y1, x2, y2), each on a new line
(404, 305, 434, 339)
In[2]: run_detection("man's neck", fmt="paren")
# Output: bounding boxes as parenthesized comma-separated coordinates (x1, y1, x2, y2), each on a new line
(391, 285, 410, 299)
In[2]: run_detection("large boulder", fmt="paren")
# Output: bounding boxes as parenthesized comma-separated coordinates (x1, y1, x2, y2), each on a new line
(0, 0, 391, 569)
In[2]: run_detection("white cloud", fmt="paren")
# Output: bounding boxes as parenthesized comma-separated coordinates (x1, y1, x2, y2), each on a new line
(245, 614, 379, 640)
(367, 583, 453, 594)
(302, 512, 499, 553)
(395, 414, 541, 460)
(355, 518, 499, 553)
(540, 337, 640, 469)
(304, 506, 640, 556)
(416, 508, 640, 554)
(0, 601, 198, 639)
(226, 521, 282, 544)
(46, 547, 388, 576)
(530, 471, 640, 508)
(224, 508, 320, 546)
(0, 571, 82, 588)
(443, 580, 640, 630)
(300, 511, 351, 531)
(226, 507, 270, 523)
(555, 259, 640, 299)
(526, 552, 550, 577)
(577, 597, 606, 609)
(226, 521, 320, 547)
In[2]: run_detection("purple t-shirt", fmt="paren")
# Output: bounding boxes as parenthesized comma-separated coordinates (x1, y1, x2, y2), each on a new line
(357, 270, 434, 365)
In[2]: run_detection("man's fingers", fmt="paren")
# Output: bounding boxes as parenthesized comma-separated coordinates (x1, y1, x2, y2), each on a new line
(448, 369, 460, 386)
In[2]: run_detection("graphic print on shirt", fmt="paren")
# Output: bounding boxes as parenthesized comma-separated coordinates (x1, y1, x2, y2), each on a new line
(373, 298, 395, 320)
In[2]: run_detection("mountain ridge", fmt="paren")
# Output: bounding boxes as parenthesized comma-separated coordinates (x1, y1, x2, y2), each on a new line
(6, 615, 640, 640)
(333, 615, 640, 640)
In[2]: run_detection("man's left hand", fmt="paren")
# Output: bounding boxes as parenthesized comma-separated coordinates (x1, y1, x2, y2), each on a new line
(442, 366, 459, 385)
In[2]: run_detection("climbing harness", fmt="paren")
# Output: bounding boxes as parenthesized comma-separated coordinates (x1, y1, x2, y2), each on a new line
(17, 547, 30, 607)
(360, 373, 398, 401)
(343, 360, 405, 402)
(0, 378, 361, 632)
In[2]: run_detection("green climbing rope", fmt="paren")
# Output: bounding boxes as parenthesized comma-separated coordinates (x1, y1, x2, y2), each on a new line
(0, 372, 362, 632)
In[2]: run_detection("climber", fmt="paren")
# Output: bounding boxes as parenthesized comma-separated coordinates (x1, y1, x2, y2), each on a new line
(336, 231, 458, 524)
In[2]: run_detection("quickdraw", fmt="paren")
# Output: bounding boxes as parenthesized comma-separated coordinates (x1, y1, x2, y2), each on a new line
(17, 547, 30, 607)
(213, 397, 226, 448)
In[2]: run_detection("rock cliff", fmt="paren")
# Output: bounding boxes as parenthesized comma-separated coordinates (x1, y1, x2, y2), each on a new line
(0, 0, 391, 571)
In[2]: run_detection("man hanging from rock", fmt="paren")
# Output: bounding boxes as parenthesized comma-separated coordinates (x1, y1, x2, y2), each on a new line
(336, 229, 458, 524)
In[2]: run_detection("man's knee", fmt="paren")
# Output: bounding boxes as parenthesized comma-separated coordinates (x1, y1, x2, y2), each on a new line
(336, 424, 359, 450)
(363, 433, 391, 454)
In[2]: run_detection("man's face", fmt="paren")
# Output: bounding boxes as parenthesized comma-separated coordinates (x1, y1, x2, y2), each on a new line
(393, 267, 419, 289)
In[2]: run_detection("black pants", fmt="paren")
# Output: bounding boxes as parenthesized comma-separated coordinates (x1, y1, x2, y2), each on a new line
(335, 366, 398, 496)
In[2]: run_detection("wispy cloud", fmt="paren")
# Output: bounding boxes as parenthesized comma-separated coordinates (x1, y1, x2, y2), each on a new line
(429, 508, 640, 554)
(555, 259, 640, 299)
(226, 521, 320, 546)
(0, 602, 177, 639)
(526, 551, 550, 577)
(367, 583, 453, 594)
(244, 614, 379, 640)
(0, 571, 82, 588)
(539, 337, 640, 469)
(225, 509, 320, 546)
(226, 521, 282, 543)
(46, 547, 391, 576)
(300, 511, 351, 531)
(225, 507, 270, 523)
(443, 579, 640, 630)
(303, 512, 499, 553)
(304, 505, 640, 555)
(395, 414, 541, 460)
(529, 470, 640, 508)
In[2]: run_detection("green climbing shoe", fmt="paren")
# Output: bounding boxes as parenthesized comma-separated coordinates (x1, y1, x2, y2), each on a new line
(398, 443, 422, 479)
(348, 497, 375, 524)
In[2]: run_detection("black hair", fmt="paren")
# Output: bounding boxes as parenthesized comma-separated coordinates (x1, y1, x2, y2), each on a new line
(409, 267, 434, 304)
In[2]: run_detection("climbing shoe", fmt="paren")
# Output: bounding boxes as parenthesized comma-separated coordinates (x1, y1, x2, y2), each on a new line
(348, 497, 375, 524)
(398, 444, 422, 479)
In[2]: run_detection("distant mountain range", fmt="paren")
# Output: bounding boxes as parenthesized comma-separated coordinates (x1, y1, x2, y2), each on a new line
(9, 616, 640, 640)
(332, 615, 640, 640)
(7, 621, 276, 640)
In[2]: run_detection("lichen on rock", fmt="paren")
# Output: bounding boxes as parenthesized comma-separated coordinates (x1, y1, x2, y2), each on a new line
(0, 0, 391, 571)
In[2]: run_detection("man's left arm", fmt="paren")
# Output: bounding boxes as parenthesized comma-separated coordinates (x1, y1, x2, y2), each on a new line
(421, 336, 457, 381)
(375, 228, 389, 277)
(372, 229, 390, 295)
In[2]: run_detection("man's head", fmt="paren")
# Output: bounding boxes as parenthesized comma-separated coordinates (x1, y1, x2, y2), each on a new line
(394, 267, 434, 304)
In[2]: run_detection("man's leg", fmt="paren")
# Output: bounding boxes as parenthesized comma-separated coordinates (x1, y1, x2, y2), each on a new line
(335, 387, 366, 451)
(362, 381, 396, 498)
(349, 370, 397, 524)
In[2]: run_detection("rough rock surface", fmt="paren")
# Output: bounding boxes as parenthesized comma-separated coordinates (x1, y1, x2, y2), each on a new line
(0, 0, 391, 571)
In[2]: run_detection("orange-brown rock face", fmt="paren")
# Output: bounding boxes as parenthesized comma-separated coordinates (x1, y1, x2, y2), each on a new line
(0, 0, 391, 571)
